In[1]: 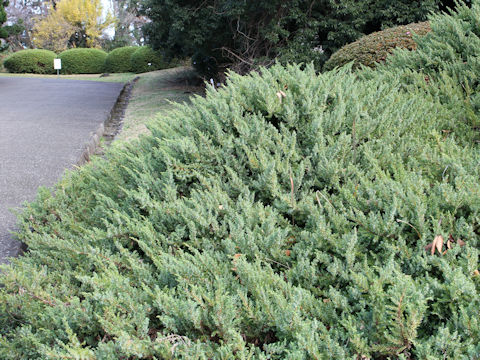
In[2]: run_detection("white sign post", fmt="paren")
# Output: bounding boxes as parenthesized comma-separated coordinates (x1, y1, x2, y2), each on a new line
(54, 58, 61, 77)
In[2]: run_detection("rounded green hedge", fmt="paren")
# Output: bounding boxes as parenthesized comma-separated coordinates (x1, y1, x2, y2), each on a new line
(3, 49, 57, 74)
(104, 46, 138, 73)
(58, 48, 107, 74)
(324, 21, 431, 71)
(130, 46, 167, 73)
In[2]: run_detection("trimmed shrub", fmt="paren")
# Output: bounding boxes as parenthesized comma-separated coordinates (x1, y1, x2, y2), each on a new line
(3, 49, 57, 74)
(324, 22, 431, 71)
(58, 48, 107, 74)
(104, 46, 137, 73)
(130, 46, 167, 73)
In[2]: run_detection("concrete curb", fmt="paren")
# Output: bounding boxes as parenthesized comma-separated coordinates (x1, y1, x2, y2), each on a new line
(77, 76, 140, 165)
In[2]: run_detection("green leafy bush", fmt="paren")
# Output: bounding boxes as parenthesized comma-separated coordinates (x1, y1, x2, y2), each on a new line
(130, 46, 167, 73)
(58, 48, 107, 74)
(104, 46, 137, 73)
(3, 2, 480, 358)
(3, 49, 57, 74)
(324, 22, 431, 71)
(143, 0, 445, 75)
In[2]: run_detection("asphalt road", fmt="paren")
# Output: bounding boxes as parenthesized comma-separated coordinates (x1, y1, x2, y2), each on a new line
(0, 77, 123, 264)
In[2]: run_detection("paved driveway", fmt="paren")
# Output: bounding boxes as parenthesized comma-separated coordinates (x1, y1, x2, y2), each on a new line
(0, 77, 124, 264)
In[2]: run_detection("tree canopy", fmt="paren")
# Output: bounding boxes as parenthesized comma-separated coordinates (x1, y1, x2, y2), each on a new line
(0, 0, 8, 49)
(33, 0, 113, 52)
(142, 0, 446, 76)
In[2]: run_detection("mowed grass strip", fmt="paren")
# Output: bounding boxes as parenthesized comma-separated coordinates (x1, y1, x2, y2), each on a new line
(0, 72, 137, 83)
(117, 66, 203, 141)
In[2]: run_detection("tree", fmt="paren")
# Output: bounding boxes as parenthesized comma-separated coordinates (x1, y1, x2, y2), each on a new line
(142, 0, 448, 76)
(0, 0, 7, 50)
(106, 0, 147, 49)
(33, 0, 113, 52)
(4, 0, 50, 50)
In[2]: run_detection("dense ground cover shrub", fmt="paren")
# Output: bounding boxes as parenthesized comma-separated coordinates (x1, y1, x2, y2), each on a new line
(58, 48, 107, 74)
(2, 2, 480, 358)
(105, 46, 137, 73)
(380, 1, 480, 112)
(130, 46, 167, 73)
(3, 49, 56, 73)
(324, 22, 431, 71)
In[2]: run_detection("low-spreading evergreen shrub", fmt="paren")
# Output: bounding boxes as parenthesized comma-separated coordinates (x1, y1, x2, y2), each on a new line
(324, 22, 431, 71)
(104, 46, 137, 73)
(3, 49, 57, 74)
(58, 48, 107, 74)
(130, 46, 168, 73)
(379, 0, 480, 122)
(2, 2, 480, 358)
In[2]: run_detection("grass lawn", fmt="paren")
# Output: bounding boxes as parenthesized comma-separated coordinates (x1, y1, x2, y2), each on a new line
(116, 66, 204, 141)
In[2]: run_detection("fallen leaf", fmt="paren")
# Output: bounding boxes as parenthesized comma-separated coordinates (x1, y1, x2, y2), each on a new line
(233, 254, 242, 260)
(474, 270, 480, 277)
(323, 298, 330, 303)
(434, 235, 444, 255)
(457, 239, 466, 247)
(218, 205, 224, 210)
(447, 239, 452, 249)
(285, 250, 291, 257)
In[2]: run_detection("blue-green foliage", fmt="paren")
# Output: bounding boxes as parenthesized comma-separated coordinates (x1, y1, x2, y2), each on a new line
(2, 2, 480, 359)
(369, 0, 480, 130)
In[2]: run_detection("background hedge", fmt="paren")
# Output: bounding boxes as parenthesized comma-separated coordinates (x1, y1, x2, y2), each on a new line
(58, 48, 107, 74)
(3, 49, 57, 74)
(130, 46, 167, 73)
(143, 0, 447, 76)
(324, 22, 431, 71)
(104, 46, 137, 73)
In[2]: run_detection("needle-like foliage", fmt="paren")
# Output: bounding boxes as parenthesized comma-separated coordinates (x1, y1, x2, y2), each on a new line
(2, 1, 480, 359)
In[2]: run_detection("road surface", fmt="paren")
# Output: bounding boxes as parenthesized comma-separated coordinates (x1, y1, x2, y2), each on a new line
(0, 77, 123, 264)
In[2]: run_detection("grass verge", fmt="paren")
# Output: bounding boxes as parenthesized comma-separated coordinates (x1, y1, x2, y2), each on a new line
(0, 72, 137, 83)
(116, 66, 203, 141)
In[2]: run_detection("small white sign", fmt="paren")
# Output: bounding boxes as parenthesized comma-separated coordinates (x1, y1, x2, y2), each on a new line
(54, 59, 62, 70)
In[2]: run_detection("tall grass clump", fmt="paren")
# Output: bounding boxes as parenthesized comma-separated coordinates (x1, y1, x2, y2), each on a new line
(2, 1, 480, 359)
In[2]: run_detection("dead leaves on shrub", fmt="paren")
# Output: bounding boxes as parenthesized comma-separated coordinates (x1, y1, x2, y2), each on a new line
(276, 90, 287, 103)
(425, 234, 465, 256)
